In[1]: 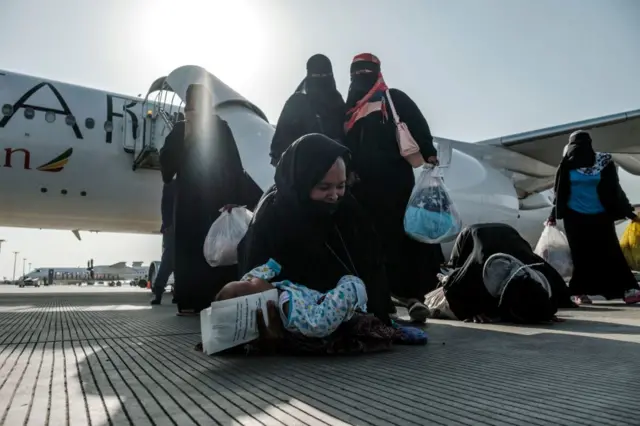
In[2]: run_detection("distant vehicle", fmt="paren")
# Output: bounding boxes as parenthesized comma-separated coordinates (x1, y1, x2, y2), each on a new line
(23, 261, 149, 286)
(18, 278, 41, 288)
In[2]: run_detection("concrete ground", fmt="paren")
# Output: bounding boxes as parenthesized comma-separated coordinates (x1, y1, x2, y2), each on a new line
(0, 285, 638, 426)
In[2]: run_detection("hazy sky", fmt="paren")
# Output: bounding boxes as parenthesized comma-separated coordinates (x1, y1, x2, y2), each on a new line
(0, 0, 639, 278)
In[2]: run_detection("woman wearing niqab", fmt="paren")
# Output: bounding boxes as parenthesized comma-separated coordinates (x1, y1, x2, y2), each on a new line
(238, 133, 392, 324)
(435, 223, 574, 322)
(160, 84, 264, 315)
(343, 53, 442, 321)
(269, 54, 346, 165)
(548, 130, 640, 305)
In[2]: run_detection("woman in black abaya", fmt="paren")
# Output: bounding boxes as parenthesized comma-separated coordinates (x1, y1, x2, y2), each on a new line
(548, 130, 640, 305)
(433, 223, 574, 323)
(343, 53, 441, 322)
(269, 54, 346, 165)
(160, 84, 263, 315)
(238, 133, 392, 324)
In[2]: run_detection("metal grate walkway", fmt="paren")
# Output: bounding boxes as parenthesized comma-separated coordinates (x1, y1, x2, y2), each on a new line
(0, 287, 639, 426)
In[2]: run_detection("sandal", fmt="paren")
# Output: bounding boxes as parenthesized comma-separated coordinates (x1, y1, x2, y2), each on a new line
(177, 309, 198, 317)
(571, 295, 592, 305)
(407, 299, 430, 323)
(623, 289, 640, 305)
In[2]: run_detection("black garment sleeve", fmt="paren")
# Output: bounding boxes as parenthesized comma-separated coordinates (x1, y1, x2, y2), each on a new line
(159, 121, 186, 184)
(343, 195, 392, 324)
(236, 193, 279, 276)
(601, 162, 636, 220)
(549, 167, 561, 221)
(270, 94, 311, 163)
(549, 164, 572, 221)
(388, 88, 437, 159)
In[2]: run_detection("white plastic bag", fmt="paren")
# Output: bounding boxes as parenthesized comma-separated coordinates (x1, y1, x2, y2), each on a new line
(404, 166, 463, 244)
(534, 225, 573, 278)
(203, 206, 253, 267)
(424, 287, 457, 320)
(200, 289, 278, 355)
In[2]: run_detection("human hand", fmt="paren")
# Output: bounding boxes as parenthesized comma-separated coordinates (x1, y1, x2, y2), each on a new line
(545, 219, 557, 227)
(347, 171, 360, 186)
(464, 314, 495, 324)
(426, 156, 439, 166)
(221, 204, 240, 213)
(256, 301, 284, 353)
(632, 216, 640, 224)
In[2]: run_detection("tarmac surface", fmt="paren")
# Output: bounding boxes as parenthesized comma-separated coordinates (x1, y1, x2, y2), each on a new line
(0, 285, 639, 426)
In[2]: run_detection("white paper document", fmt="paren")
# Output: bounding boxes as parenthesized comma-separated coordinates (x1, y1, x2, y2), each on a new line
(200, 288, 279, 356)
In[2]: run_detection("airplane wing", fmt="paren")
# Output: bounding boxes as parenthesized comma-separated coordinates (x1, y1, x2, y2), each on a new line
(108, 262, 127, 269)
(441, 108, 640, 197)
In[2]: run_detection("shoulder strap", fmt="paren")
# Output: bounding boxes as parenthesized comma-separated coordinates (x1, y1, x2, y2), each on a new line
(385, 89, 401, 125)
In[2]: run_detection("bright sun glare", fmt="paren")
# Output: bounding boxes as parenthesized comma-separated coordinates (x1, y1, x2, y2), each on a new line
(143, 0, 270, 87)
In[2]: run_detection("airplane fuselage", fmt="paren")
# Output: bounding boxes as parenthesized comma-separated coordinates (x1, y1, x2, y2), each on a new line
(0, 67, 552, 258)
(0, 70, 163, 233)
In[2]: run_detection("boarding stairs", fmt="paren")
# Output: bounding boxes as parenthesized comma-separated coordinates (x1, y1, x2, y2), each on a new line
(122, 77, 185, 171)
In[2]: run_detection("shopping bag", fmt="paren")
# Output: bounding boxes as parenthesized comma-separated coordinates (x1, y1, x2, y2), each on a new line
(203, 206, 253, 267)
(200, 289, 278, 355)
(534, 225, 573, 278)
(620, 221, 640, 271)
(404, 166, 463, 244)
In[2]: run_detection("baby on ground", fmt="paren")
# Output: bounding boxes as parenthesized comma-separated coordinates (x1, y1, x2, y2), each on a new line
(215, 259, 368, 338)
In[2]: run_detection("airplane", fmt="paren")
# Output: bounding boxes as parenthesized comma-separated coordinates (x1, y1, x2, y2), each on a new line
(21, 261, 149, 286)
(1, 64, 639, 280)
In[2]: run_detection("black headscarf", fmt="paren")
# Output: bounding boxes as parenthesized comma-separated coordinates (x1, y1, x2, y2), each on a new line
(500, 275, 556, 323)
(237, 134, 392, 322)
(563, 130, 596, 170)
(345, 53, 382, 110)
(294, 54, 344, 116)
(274, 133, 350, 220)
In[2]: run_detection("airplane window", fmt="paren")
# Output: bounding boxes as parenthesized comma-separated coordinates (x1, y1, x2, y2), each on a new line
(45, 111, 56, 123)
(104, 120, 113, 132)
(24, 108, 35, 120)
(1, 104, 12, 116)
(65, 115, 76, 126)
(85, 118, 95, 129)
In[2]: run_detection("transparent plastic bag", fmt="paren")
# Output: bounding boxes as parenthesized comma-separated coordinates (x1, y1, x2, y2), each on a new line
(533, 225, 573, 278)
(203, 206, 253, 267)
(404, 166, 462, 244)
(620, 221, 640, 271)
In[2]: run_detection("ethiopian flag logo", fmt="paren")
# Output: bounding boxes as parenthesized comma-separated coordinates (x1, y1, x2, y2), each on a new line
(36, 148, 73, 172)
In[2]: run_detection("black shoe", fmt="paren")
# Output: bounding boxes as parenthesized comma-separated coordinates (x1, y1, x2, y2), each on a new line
(171, 297, 177, 304)
(407, 299, 430, 323)
(150, 297, 162, 305)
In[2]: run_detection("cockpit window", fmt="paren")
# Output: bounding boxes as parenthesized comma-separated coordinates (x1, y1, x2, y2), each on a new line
(45, 111, 56, 123)
(1, 104, 12, 116)
(85, 118, 95, 129)
(24, 108, 35, 119)
(65, 115, 76, 126)
(104, 120, 113, 132)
